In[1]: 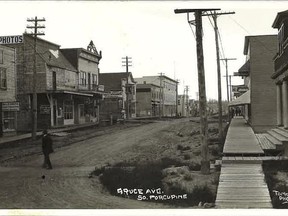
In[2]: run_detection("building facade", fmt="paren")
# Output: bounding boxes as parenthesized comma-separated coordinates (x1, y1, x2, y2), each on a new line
(99, 72, 136, 120)
(232, 35, 278, 132)
(9, 35, 102, 131)
(272, 10, 288, 128)
(135, 75, 178, 117)
(0, 45, 17, 135)
(136, 83, 161, 117)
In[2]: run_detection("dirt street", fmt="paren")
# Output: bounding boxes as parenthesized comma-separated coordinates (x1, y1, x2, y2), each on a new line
(0, 118, 197, 209)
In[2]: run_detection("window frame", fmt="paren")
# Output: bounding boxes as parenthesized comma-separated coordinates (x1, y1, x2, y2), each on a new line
(0, 67, 7, 90)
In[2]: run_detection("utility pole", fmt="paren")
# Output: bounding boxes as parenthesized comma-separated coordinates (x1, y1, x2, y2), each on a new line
(229, 75, 233, 101)
(220, 58, 236, 102)
(175, 79, 179, 117)
(185, 85, 189, 117)
(159, 72, 165, 117)
(26, 16, 45, 140)
(204, 11, 235, 141)
(175, 8, 220, 174)
(122, 56, 132, 120)
(182, 87, 185, 116)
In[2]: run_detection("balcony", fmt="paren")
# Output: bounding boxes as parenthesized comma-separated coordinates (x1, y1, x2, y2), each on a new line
(273, 41, 288, 78)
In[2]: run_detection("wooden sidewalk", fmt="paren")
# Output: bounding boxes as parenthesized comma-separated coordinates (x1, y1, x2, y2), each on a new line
(223, 117, 264, 155)
(216, 117, 272, 208)
(216, 163, 272, 208)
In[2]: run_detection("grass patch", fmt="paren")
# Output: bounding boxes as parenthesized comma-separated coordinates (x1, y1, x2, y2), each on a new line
(97, 158, 218, 207)
(263, 160, 288, 208)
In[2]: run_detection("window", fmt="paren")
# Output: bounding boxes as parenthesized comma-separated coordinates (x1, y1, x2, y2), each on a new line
(64, 100, 73, 120)
(0, 67, 7, 89)
(278, 24, 285, 54)
(92, 74, 97, 85)
(79, 72, 86, 86)
(0, 50, 3, 64)
(3, 111, 16, 130)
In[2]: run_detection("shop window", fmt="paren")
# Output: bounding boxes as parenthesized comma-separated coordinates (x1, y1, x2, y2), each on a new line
(0, 67, 7, 89)
(64, 100, 73, 120)
(3, 111, 16, 130)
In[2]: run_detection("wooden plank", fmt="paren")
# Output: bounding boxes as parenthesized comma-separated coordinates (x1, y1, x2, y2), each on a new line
(216, 162, 272, 209)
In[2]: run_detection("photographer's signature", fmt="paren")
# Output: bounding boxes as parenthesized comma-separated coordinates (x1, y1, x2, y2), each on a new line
(273, 190, 288, 204)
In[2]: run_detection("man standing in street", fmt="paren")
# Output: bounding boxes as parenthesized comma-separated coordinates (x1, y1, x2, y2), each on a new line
(42, 130, 53, 169)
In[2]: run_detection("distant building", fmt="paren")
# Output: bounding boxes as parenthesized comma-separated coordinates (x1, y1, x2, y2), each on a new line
(0, 45, 17, 134)
(231, 35, 278, 132)
(177, 94, 189, 117)
(99, 72, 136, 120)
(136, 83, 161, 117)
(8, 35, 102, 131)
(135, 75, 178, 117)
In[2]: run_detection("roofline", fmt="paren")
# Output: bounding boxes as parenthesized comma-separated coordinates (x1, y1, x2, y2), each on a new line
(24, 33, 60, 48)
(61, 47, 101, 58)
(136, 83, 161, 88)
(140, 75, 178, 83)
(272, 10, 288, 28)
(244, 34, 277, 55)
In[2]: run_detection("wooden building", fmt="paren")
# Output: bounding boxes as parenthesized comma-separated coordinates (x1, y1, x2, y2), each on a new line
(9, 35, 102, 131)
(0, 45, 17, 135)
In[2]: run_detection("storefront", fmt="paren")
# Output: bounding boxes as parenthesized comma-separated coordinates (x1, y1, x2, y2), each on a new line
(1, 101, 19, 133)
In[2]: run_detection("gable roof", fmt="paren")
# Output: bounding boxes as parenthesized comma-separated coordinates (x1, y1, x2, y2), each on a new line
(25, 34, 77, 72)
(99, 72, 135, 92)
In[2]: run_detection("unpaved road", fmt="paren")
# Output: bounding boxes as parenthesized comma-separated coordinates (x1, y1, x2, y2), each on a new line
(0, 118, 194, 209)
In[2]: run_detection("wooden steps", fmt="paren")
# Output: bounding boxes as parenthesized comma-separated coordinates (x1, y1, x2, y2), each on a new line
(255, 127, 288, 151)
(255, 134, 276, 150)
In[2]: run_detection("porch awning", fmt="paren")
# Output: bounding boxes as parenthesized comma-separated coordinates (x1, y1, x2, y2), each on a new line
(235, 60, 250, 77)
(229, 90, 250, 106)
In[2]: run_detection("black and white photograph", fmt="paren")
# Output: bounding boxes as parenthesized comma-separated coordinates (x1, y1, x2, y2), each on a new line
(0, 0, 288, 215)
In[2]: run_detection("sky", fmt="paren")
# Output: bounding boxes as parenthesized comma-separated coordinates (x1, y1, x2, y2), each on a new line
(0, 0, 286, 100)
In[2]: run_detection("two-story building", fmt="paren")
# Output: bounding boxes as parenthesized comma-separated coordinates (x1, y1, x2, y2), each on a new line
(135, 75, 178, 117)
(9, 35, 102, 131)
(99, 72, 136, 120)
(136, 83, 161, 117)
(272, 10, 288, 129)
(0, 45, 17, 135)
(230, 35, 278, 132)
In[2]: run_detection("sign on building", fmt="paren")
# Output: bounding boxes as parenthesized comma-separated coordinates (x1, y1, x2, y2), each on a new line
(2, 102, 20, 111)
(0, 35, 23, 45)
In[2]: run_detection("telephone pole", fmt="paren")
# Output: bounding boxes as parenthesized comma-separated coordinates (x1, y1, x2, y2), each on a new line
(175, 79, 179, 117)
(184, 85, 189, 117)
(26, 16, 45, 140)
(122, 56, 132, 120)
(220, 58, 236, 102)
(174, 8, 220, 174)
(204, 11, 235, 141)
(159, 72, 165, 117)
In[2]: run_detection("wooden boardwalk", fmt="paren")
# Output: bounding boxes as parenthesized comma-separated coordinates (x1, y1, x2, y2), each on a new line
(223, 117, 264, 155)
(216, 117, 272, 208)
(216, 163, 272, 208)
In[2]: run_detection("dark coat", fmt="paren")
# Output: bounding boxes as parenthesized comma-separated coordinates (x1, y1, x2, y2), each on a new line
(42, 134, 53, 154)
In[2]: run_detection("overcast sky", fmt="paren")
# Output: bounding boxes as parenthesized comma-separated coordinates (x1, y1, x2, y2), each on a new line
(0, 1, 286, 100)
